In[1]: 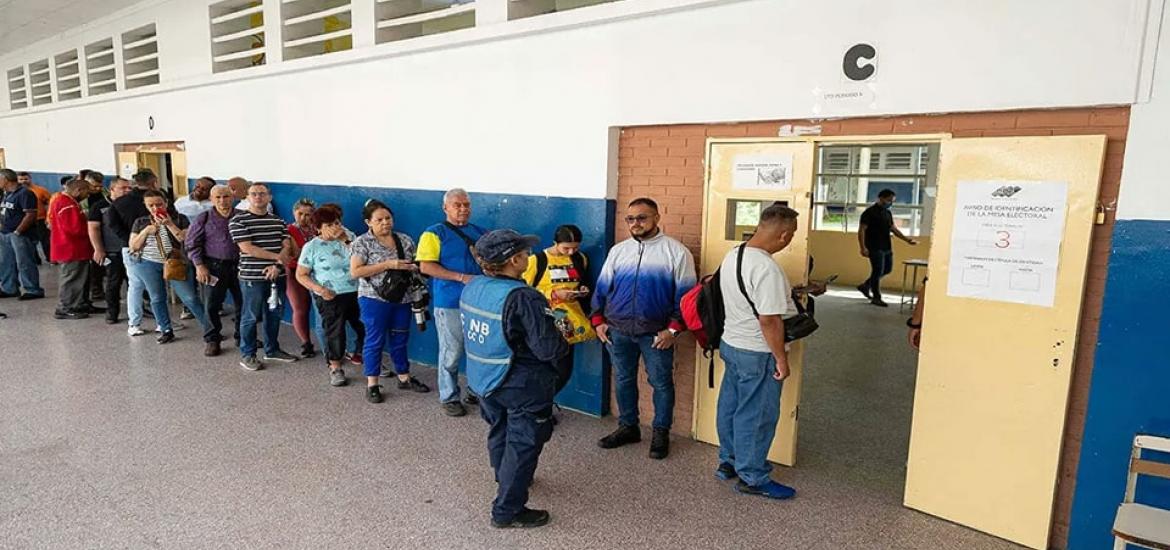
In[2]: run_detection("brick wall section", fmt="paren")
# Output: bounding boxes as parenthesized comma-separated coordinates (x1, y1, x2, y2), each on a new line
(615, 107, 1129, 550)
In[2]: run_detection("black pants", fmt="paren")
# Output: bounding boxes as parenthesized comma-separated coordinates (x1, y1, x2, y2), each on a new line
(104, 253, 127, 321)
(57, 261, 89, 313)
(35, 221, 50, 262)
(479, 366, 558, 523)
(865, 249, 894, 301)
(87, 260, 105, 302)
(201, 258, 242, 343)
(315, 292, 365, 362)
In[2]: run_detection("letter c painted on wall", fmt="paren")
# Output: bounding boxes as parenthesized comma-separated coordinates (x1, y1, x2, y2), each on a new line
(843, 43, 877, 82)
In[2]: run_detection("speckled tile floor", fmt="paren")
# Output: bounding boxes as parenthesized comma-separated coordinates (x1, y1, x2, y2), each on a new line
(0, 276, 1024, 550)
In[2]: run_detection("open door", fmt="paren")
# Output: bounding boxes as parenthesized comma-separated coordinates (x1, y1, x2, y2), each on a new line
(693, 139, 814, 466)
(114, 142, 188, 196)
(904, 135, 1106, 549)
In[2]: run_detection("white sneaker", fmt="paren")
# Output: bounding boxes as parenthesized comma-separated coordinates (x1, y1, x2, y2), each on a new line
(127, 325, 146, 336)
(155, 321, 186, 333)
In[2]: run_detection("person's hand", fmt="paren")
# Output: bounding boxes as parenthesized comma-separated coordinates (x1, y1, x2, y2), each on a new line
(652, 329, 676, 350)
(551, 289, 577, 302)
(773, 360, 790, 381)
(195, 265, 211, 285)
(263, 265, 280, 281)
(384, 259, 418, 272)
(318, 288, 336, 301)
(142, 223, 158, 235)
(596, 323, 611, 344)
(93, 250, 105, 265)
(908, 327, 922, 350)
(860, 247, 869, 258)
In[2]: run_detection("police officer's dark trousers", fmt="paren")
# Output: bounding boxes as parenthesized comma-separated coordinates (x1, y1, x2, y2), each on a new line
(479, 364, 558, 523)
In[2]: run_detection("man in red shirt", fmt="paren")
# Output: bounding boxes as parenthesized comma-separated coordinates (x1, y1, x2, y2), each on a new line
(50, 179, 97, 320)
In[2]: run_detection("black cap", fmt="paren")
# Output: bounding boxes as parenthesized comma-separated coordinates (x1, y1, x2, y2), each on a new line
(475, 229, 540, 263)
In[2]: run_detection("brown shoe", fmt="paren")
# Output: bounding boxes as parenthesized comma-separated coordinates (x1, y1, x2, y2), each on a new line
(204, 341, 222, 357)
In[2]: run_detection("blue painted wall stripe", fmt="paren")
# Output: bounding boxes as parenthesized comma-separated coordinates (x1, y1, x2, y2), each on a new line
(1068, 219, 1170, 550)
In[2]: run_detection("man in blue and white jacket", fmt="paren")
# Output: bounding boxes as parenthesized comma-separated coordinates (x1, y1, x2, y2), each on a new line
(591, 197, 696, 460)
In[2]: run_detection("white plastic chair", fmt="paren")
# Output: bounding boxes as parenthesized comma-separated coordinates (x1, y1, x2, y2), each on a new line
(1113, 434, 1170, 549)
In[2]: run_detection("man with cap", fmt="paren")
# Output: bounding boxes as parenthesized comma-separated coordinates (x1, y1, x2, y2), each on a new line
(461, 229, 570, 529)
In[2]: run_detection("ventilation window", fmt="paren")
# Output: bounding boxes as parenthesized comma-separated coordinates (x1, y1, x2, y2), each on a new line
(282, 0, 352, 61)
(375, 0, 475, 45)
(122, 24, 160, 89)
(509, 0, 621, 20)
(8, 67, 28, 109)
(28, 59, 53, 106)
(210, 0, 266, 73)
(54, 49, 83, 101)
(86, 38, 118, 96)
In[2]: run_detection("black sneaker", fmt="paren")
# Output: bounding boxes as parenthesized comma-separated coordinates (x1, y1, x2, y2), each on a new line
(715, 462, 738, 480)
(598, 425, 641, 449)
(870, 298, 889, 308)
(442, 401, 467, 417)
(0, 291, 17, 298)
(367, 385, 384, 404)
(491, 508, 550, 529)
(54, 309, 89, 320)
(463, 394, 480, 407)
(649, 428, 670, 460)
(18, 293, 45, 301)
(156, 331, 176, 344)
(105, 316, 119, 325)
(299, 342, 317, 359)
(856, 284, 872, 299)
(397, 376, 431, 393)
(239, 356, 264, 371)
(83, 305, 107, 314)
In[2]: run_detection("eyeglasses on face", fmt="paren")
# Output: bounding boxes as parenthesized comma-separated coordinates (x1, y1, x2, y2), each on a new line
(625, 215, 651, 224)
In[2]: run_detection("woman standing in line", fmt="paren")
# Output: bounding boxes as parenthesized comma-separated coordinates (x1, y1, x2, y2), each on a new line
(522, 224, 595, 389)
(125, 190, 210, 344)
(286, 198, 320, 358)
(350, 200, 431, 404)
(296, 204, 366, 389)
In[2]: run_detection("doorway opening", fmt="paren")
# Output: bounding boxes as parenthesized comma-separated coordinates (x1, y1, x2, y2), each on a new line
(113, 141, 188, 198)
(800, 140, 938, 502)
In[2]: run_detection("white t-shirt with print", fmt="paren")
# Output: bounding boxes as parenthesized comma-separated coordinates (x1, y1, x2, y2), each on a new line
(719, 245, 796, 353)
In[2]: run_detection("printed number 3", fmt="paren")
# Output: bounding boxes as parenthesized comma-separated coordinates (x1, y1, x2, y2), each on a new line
(995, 231, 1012, 249)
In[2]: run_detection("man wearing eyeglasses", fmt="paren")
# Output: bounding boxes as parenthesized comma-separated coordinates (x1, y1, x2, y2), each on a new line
(591, 197, 696, 460)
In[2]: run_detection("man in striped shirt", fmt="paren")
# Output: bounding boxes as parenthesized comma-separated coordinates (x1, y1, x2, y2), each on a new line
(229, 182, 297, 371)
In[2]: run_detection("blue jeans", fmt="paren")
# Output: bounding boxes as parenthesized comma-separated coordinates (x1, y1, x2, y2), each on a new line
(865, 249, 894, 301)
(608, 329, 675, 430)
(125, 252, 171, 332)
(435, 307, 466, 403)
(359, 297, 411, 378)
(0, 231, 43, 296)
(239, 278, 286, 358)
(716, 341, 783, 487)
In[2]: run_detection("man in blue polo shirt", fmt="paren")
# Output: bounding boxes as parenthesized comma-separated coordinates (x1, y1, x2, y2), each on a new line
(418, 188, 489, 417)
(0, 169, 45, 300)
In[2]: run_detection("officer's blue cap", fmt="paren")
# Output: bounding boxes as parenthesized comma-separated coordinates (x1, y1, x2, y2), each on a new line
(475, 229, 541, 263)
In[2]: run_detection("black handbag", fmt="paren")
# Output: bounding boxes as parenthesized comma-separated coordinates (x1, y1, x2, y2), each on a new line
(371, 233, 415, 303)
(735, 244, 819, 343)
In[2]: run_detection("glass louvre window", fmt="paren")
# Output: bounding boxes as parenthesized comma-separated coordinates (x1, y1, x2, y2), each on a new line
(813, 144, 929, 237)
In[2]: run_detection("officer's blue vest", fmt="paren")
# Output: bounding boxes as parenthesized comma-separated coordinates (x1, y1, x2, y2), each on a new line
(460, 276, 527, 397)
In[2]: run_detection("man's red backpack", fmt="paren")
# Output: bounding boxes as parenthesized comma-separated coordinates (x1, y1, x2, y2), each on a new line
(679, 267, 727, 389)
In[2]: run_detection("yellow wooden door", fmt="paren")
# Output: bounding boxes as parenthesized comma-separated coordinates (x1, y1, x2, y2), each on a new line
(693, 139, 814, 466)
(904, 135, 1106, 549)
(116, 151, 138, 178)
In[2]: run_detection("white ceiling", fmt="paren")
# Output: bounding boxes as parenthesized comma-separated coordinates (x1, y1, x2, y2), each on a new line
(0, 0, 147, 57)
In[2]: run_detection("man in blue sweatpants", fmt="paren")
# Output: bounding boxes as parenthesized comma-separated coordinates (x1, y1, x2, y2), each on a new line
(461, 229, 570, 529)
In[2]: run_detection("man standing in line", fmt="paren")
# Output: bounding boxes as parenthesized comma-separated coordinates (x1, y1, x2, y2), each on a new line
(461, 229, 569, 529)
(591, 197, 696, 460)
(49, 179, 98, 320)
(88, 177, 132, 324)
(231, 176, 272, 214)
(417, 188, 488, 417)
(175, 177, 215, 220)
(0, 169, 44, 300)
(188, 184, 243, 357)
(81, 171, 108, 305)
(17, 172, 51, 264)
(714, 204, 800, 500)
(229, 182, 298, 371)
(857, 189, 917, 307)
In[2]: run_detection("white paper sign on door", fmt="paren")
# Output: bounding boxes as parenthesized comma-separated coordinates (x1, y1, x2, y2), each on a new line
(732, 154, 793, 191)
(946, 180, 1068, 307)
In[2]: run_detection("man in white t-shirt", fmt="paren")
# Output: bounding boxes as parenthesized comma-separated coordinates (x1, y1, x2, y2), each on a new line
(714, 203, 799, 500)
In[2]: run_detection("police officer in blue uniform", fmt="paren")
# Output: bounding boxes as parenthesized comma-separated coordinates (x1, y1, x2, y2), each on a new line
(461, 229, 570, 529)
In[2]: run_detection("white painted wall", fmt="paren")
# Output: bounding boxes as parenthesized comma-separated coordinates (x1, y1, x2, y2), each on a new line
(1118, 1, 1170, 221)
(0, 0, 1160, 200)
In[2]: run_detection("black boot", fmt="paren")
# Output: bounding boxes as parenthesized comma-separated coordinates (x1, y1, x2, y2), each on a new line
(598, 425, 641, 449)
(649, 428, 670, 460)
